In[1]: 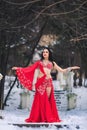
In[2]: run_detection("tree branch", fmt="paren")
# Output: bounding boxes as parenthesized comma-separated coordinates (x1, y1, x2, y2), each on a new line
(2, 0, 41, 5)
(70, 34, 87, 42)
(32, 0, 87, 16)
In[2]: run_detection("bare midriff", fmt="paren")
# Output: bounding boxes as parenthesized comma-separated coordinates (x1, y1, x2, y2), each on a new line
(38, 67, 52, 79)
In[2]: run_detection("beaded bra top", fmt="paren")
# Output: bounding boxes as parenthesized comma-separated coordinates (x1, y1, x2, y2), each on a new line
(41, 61, 53, 70)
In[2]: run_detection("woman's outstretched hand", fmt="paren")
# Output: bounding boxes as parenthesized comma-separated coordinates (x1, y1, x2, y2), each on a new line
(12, 67, 18, 70)
(0, 73, 3, 80)
(66, 66, 80, 72)
(71, 66, 80, 70)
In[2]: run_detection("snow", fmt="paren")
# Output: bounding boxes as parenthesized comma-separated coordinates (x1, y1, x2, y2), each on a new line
(0, 78, 87, 130)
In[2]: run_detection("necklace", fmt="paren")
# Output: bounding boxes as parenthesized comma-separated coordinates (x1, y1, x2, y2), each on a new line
(43, 60, 49, 65)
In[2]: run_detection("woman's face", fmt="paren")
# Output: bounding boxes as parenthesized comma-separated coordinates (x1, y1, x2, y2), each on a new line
(42, 49, 49, 60)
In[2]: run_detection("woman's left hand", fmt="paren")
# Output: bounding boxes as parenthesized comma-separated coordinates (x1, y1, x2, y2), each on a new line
(0, 73, 3, 80)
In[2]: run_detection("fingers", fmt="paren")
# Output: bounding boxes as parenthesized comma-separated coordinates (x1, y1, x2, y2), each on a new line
(77, 66, 80, 69)
(12, 67, 15, 70)
(12, 67, 17, 70)
(0, 73, 3, 80)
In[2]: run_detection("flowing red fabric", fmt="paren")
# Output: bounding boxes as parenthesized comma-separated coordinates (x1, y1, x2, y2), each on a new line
(16, 61, 61, 122)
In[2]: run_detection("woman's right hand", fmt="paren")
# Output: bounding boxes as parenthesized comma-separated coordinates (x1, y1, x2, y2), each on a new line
(0, 73, 3, 80)
(12, 67, 18, 70)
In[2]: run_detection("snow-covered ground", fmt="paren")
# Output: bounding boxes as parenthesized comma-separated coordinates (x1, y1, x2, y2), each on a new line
(0, 108, 87, 130)
(0, 78, 87, 130)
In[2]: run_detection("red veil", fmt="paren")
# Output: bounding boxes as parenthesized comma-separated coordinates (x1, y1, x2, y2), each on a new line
(16, 60, 61, 122)
(16, 61, 46, 91)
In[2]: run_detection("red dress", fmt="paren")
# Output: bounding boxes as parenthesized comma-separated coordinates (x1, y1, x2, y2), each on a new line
(16, 61, 61, 122)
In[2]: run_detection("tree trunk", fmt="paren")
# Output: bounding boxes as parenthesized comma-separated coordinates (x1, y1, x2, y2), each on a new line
(0, 30, 10, 109)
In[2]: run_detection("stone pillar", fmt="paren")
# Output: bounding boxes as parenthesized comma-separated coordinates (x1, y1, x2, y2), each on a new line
(58, 72, 67, 90)
(67, 93, 77, 110)
(66, 71, 74, 92)
(20, 91, 30, 109)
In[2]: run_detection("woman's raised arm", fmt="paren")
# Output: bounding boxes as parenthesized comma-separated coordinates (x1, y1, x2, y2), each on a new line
(53, 61, 80, 73)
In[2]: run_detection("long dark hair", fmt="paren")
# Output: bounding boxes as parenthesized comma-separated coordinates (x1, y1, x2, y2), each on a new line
(41, 47, 54, 65)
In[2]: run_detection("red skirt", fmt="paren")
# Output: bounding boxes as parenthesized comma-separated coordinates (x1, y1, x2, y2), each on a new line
(25, 78, 61, 123)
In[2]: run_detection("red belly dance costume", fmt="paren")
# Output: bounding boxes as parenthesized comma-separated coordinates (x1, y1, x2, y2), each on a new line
(16, 60, 61, 122)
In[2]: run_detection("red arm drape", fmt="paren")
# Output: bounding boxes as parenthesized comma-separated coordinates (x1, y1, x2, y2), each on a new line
(16, 61, 46, 90)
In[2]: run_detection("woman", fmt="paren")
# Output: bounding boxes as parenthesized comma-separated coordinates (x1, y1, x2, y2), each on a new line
(12, 47, 80, 123)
